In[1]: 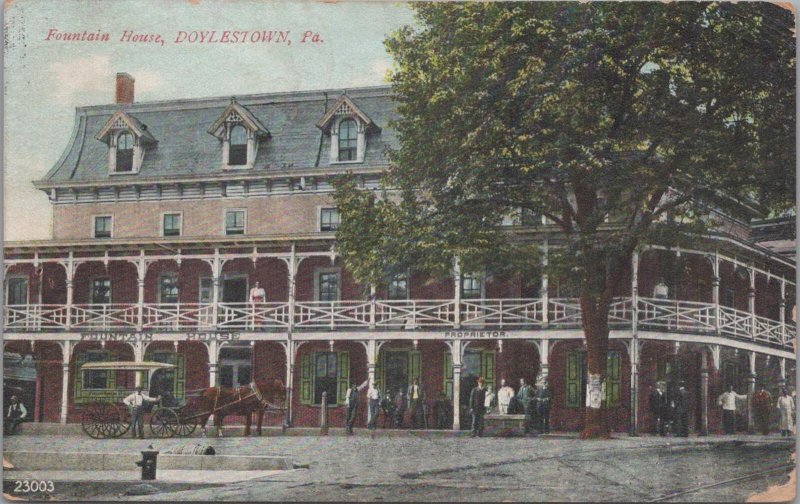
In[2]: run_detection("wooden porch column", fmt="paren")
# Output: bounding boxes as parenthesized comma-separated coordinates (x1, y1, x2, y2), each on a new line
(700, 349, 709, 436)
(541, 241, 549, 325)
(453, 257, 462, 329)
(747, 351, 756, 434)
(59, 340, 72, 425)
(779, 278, 786, 346)
(211, 249, 221, 328)
(712, 252, 720, 335)
(779, 358, 786, 389)
(448, 339, 465, 430)
(748, 268, 756, 340)
(64, 252, 75, 330)
(136, 251, 146, 331)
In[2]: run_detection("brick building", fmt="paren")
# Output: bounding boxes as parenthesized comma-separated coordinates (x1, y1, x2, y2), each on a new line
(3, 74, 796, 433)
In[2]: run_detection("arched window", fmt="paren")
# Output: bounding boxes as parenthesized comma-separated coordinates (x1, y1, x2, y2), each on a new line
(116, 132, 134, 172)
(229, 125, 248, 166)
(338, 119, 357, 161)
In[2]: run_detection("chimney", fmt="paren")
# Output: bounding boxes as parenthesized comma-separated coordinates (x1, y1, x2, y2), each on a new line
(116, 73, 135, 104)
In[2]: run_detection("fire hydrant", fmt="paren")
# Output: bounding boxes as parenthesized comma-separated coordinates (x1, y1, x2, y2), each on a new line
(136, 450, 159, 480)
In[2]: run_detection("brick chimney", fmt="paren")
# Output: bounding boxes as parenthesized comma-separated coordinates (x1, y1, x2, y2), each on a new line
(115, 73, 135, 104)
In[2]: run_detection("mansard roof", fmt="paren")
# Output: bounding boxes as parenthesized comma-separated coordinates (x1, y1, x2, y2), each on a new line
(39, 86, 397, 185)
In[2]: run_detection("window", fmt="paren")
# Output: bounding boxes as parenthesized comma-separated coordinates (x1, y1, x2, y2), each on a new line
(82, 351, 110, 389)
(387, 272, 409, 300)
(162, 213, 182, 237)
(159, 274, 179, 304)
(225, 210, 246, 235)
(94, 216, 112, 238)
(461, 273, 484, 299)
(199, 277, 214, 304)
(722, 288, 735, 308)
(218, 346, 252, 388)
(317, 271, 340, 302)
(314, 352, 338, 405)
(320, 208, 340, 232)
(90, 278, 111, 304)
(229, 125, 248, 166)
(116, 132, 134, 172)
(6, 277, 28, 305)
(338, 119, 358, 161)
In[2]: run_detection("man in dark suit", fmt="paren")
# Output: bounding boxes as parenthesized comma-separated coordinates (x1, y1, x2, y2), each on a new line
(469, 378, 487, 438)
(534, 381, 551, 434)
(407, 379, 426, 429)
(345, 382, 364, 435)
(674, 382, 690, 437)
(649, 383, 668, 436)
(517, 378, 535, 434)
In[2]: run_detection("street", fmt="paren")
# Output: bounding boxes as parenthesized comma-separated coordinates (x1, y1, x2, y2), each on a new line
(3, 433, 794, 502)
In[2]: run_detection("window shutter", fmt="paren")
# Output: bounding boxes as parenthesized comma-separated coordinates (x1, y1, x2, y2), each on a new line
(175, 353, 185, 399)
(604, 351, 621, 407)
(566, 352, 580, 408)
(336, 351, 350, 406)
(409, 350, 421, 386)
(74, 353, 86, 403)
(443, 352, 453, 400)
(300, 352, 312, 405)
(481, 351, 495, 392)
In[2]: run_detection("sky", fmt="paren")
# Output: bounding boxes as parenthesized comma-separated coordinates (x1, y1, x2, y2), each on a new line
(3, 0, 416, 241)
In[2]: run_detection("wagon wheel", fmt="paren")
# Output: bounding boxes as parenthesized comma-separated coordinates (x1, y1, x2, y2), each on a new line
(150, 408, 179, 438)
(175, 412, 198, 437)
(81, 402, 121, 439)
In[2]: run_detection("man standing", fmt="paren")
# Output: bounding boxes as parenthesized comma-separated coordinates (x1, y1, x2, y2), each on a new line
(534, 380, 551, 434)
(497, 379, 515, 415)
(517, 378, 534, 434)
(433, 392, 452, 429)
(344, 380, 368, 434)
(649, 382, 668, 436)
(469, 378, 487, 437)
(366, 381, 381, 431)
(407, 379, 425, 429)
(717, 385, 747, 435)
(123, 387, 160, 439)
(674, 383, 690, 437)
(5, 396, 27, 435)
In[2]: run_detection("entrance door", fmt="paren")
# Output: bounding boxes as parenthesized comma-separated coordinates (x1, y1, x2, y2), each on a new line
(222, 277, 248, 302)
(384, 352, 409, 397)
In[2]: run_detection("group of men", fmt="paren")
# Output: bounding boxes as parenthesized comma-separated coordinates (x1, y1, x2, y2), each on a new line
(647, 381, 691, 436)
(344, 379, 429, 433)
(469, 377, 551, 437)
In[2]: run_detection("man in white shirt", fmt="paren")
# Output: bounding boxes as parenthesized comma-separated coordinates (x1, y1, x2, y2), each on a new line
(366, 381, 381, 431)
(5, 396, 27, 435)
(717, 385, 747, 435)
(123, 387, 160, 439)
(497, 379, 515, 415)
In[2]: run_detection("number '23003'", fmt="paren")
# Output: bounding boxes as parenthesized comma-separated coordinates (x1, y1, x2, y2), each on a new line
(13, 480, 55, 493)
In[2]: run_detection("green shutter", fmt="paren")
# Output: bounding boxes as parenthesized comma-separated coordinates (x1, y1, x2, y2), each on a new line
(443, 352, 453, 400)
(566, 352, 580, 408)
(481, 351, 495, 392)
(409, 350, 421, 386)
(336, 351, 350, 406)
(300, 352, 312, 405)
(74, 353, 86, 402)
(604, 351, 621, 407)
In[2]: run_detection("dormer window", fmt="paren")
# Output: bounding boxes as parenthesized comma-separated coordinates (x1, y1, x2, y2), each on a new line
(338, 119, 358, 161)
(316, 94, 379, 165)
(208, 98, 270, 170)
(116, 132, 134, 172)
(96, 111, 156, 175)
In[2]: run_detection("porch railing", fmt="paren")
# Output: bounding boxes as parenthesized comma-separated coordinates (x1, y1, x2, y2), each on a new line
(3, 297, 795, 350)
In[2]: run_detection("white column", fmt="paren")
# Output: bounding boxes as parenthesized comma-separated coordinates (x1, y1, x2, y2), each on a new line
(747, 351, 756, 433)
(133, 341, 145, 387)
(541, 241, 549, 325)
(364, 339, 380, 386)
(136, 251, 146, 331)
(207, 340, 219, 388)
(284, 339, 295, 427)
(287, 244, 298, 332)
(779, 278, 786, 345)
(64, 252, 75, 330)
(628, 339, 640, 436)
(712, 252, 721, 334)
(779, 358, 786, 388)
(700, 349, 709, 436)
(631, 250, 639, 333)
(211, 249, 221, 328)
(538, 339, 550, 384)
(453, 257, 462, 329)
(452, 364, 462, 430)
(60, 341, 72, 424)
(748, 269, 756, 340)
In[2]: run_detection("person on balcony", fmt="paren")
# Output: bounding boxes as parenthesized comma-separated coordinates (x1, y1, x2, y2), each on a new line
(717, 385, 747, 435)
(123, 387, 161, 439)
(469, 377, 487, 438)
(497, 379, 515, 415)
(777, 388, 795, 437)
(5, 396, 26, 435)
(249, 281, 266, 303)
(653, 279, 669, 300)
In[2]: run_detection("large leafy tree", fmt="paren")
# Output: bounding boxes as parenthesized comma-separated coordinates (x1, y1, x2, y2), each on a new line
(334, 2, 795, 437)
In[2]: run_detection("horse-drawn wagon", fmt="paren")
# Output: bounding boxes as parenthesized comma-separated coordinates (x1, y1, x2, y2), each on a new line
(78, 361, 285, 438)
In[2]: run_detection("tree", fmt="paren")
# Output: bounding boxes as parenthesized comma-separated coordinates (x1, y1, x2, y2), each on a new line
(333, 2, 795, 438)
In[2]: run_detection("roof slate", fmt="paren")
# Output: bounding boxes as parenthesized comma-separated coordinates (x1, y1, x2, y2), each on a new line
(42, 86, 397, 184)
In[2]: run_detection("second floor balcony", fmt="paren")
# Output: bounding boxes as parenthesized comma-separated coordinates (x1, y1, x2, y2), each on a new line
(4, 296, 795, 350)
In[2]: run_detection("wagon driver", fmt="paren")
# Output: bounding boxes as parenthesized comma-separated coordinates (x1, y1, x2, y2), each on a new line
(123, 386, 161, 439)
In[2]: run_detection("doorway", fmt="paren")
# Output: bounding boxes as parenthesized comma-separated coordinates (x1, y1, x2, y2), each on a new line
(222, 276, 248, 302)
(384, 351, 409, 397)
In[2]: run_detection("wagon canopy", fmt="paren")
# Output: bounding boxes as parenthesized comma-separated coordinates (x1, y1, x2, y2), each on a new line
(80, 361, 175, 371)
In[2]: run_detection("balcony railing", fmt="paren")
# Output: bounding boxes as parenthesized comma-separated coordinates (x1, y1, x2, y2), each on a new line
(3, 297, 795, 349)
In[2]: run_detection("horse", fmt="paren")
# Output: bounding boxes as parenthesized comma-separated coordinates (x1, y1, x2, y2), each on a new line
(185, 379, 286, 437)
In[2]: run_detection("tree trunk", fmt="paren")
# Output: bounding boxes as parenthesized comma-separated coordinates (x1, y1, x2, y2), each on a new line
(580, 293, 612, 439)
